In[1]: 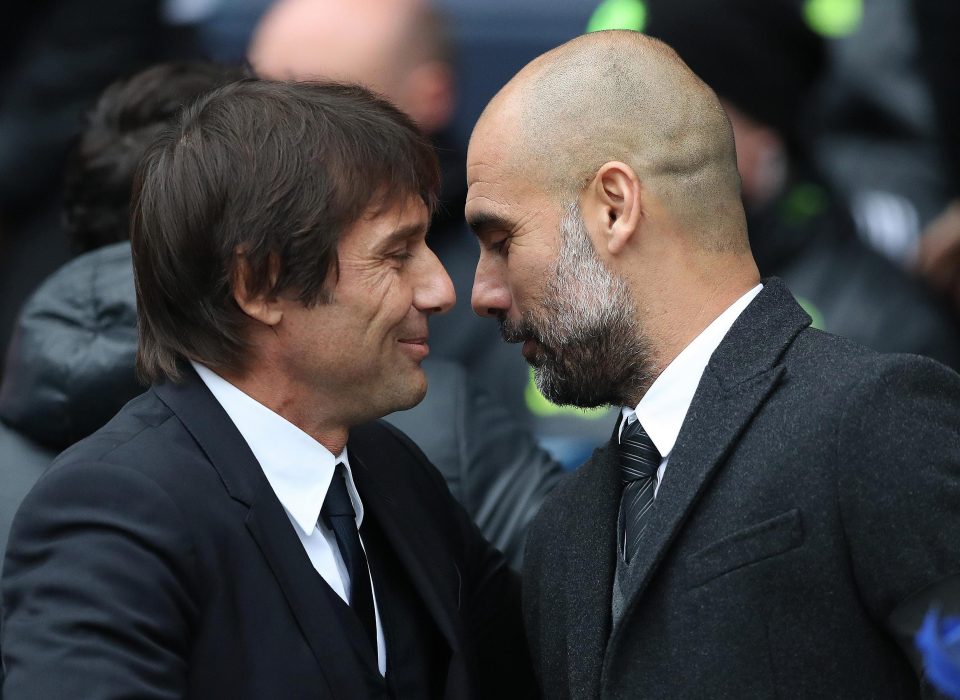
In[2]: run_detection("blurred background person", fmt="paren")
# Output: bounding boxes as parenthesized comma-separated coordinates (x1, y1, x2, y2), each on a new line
(811, 0, 944, 266)
(912, 0, 960, 316)
(594, 0, 960, 369)
(0, 0, 192, 371)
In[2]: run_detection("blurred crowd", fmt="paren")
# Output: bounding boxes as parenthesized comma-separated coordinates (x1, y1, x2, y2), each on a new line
(1, 0, 959, 488)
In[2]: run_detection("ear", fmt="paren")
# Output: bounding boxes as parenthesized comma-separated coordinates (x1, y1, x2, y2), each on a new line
(232, 251, 284, 327)
(581, 161, 642, 256)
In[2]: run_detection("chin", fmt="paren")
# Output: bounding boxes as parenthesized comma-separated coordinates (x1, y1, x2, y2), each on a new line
(387, 373, 429, 413)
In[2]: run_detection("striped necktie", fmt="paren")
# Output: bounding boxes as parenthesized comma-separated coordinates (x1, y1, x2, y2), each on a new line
(617, 419, 662, 564)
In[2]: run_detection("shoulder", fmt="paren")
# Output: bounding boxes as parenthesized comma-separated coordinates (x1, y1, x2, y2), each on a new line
(779, 326, 947, 390)
(54, 388, 197, 471)
(0, 424, 56, 563)
(784, 328, 959, 396)
(19, 389, 194, 517)
(24, 388, 215, 528)
(831, 351, 960, 452)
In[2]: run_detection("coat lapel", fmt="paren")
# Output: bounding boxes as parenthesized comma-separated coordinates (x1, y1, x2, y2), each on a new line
(608, 279, 810, 648)
(347, 440, 463, 656)
(562, 439, 623, 695)
(153, 368, 374, 696)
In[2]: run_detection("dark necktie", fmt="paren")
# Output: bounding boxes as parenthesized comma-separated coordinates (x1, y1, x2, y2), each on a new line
(618, 419, 662, 564)
(321, 464, 377, 650)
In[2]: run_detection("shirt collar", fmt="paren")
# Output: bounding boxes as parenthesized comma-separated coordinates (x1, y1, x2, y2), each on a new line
(191, 361, 363, 535)
(620, 284, 763, 457)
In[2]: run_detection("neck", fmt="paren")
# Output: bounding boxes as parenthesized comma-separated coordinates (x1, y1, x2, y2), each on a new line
(218, 367, 350, 455)
(622, 253, 760, 407)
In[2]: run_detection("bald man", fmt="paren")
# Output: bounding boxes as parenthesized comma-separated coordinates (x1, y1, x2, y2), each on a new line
(468, 30, 960, 699)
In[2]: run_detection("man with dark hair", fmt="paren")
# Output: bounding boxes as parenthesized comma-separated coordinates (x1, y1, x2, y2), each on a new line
(468, 30, 960, 698)
(2, 79, 533, 698)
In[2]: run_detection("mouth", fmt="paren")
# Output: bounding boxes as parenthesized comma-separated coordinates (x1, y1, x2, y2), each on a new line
(398, 337, 429, 360)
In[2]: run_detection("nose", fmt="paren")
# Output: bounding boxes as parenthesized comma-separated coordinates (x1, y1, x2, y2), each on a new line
(471, 251, 511, 319)
(414, 246, 456, 315)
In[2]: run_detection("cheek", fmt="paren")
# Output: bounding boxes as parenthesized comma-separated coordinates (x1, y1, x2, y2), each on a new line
(361, 272, 415, 329)
(508, 251, 553, 303)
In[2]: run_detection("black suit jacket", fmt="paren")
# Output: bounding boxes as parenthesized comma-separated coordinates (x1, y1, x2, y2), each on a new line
(523, 279, 960, 699)
(1, 368, 533, 698)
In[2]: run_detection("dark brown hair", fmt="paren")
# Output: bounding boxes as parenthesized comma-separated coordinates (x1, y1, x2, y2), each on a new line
(130, 79, 440, 383)
(64, 62, 248, 253)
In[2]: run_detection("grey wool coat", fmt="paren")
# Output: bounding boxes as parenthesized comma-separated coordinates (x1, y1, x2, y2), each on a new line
(522, 278, 960, 699)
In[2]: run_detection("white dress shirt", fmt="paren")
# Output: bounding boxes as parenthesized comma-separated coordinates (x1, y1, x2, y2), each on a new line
(619, 284, 763, 496)
(192, 362, 387, 675)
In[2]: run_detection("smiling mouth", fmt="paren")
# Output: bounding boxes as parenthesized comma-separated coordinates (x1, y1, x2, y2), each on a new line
(398, 337, 430, 359)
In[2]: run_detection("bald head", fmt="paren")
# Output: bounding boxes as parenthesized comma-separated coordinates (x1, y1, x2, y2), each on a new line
(472, 30, 746, 250)
(248, 0, 453, 132)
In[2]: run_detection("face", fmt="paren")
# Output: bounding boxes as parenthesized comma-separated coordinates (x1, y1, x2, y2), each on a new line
(276, 195, 454, 421)
(468, 154, 652, 407)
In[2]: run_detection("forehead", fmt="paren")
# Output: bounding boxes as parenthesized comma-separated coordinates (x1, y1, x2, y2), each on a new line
(467, 126, 543, 223)
(340, 195, 429, 248)
(466, 162, 559, 243)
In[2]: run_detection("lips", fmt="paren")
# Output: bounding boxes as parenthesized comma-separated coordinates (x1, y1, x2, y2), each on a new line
(398, 337, 429, 360)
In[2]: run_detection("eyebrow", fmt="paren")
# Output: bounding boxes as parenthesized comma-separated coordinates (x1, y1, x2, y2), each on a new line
(379, 223, 429, 248)
(466, 211, 515, 238)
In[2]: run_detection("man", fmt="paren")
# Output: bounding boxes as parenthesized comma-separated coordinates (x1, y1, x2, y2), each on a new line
(2, 80, 533, 698)
(248, 0, 619, 465)
(0, 60, 560, 572)
(467, 30, 960, 698)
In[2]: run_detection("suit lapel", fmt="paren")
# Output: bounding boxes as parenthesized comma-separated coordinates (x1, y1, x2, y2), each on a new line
(153, 369, 372, 695)
(563, 441, 622, 695)
(243, 494, 379, 691)
(347, 440, 462, 655)
(607, 279, 809, 649)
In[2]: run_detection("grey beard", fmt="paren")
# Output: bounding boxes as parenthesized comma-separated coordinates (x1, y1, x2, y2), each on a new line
(500, 202, 653, 408)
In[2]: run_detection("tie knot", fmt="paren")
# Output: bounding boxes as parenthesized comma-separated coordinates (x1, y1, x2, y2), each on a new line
(320, 465, 356, 526)
(618, 419, 661, 483)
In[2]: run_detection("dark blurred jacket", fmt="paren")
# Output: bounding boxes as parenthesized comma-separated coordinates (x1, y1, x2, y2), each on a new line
(0, 242, 563, 571)
(748, 171, 960, 370)
(0, 0, 167, 368)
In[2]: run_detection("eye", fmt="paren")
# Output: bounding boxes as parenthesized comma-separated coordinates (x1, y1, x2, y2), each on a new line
(488, 237, 509, 256)
(388, 248, 413, 263)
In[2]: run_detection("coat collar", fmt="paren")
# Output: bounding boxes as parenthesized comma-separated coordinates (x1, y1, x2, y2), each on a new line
(347, 428, 463, 655)
(604, 278, 810, 661)
(559, 439, 622, 696)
